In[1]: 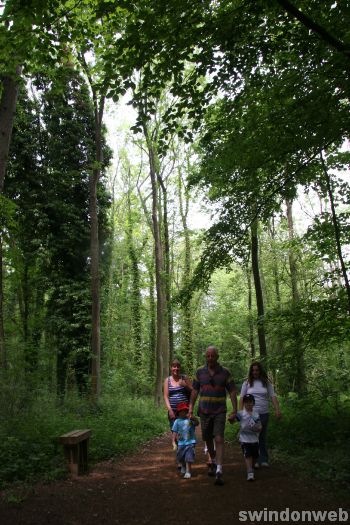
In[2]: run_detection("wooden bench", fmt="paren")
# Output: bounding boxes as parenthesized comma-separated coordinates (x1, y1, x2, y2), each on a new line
(59, 429, 92, 475)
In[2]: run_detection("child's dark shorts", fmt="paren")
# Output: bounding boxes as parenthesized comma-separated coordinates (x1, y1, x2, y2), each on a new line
(241, 442, 259, 459)
(176, 444, 196, 464)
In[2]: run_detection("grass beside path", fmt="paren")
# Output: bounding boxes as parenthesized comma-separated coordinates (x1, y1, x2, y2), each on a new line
(226, 395, 350, 494)
(0, 393, 167, 489)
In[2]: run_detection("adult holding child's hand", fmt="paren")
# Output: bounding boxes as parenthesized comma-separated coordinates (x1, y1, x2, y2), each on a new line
(240, 361, 281, 468)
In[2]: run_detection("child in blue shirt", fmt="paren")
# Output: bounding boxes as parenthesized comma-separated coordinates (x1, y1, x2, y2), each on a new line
(172, 402, 199, 479)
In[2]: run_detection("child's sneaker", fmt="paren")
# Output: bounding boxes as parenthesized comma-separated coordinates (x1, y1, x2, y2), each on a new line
(183, 472, 191, 479)
(254, 462, 260, 469)
(247, 472, 255, 481)
(180, 465, 186, 474)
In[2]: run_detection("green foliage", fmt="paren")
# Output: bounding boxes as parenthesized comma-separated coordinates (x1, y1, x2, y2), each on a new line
(0, 384, 166, 488)
(226, 395, 350, 489)
(0, 0, 63, 77)
(4, 69, 111, 393)
(0, 195, 17, 233)
(1, 0, 350, 492)
(268, 396, 350, 488)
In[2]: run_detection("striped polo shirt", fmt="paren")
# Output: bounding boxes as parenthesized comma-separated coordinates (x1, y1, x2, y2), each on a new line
(193, 364, 235, 415)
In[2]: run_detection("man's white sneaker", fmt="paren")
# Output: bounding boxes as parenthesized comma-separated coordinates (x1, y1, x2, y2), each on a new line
(254, 462, 260, 469)
(261, 462, 269, 468)
(180, 465, 186, 474)
(247, 472, 255, 481)
(184, 472, 191, 479)
(214, 472, 224, 486)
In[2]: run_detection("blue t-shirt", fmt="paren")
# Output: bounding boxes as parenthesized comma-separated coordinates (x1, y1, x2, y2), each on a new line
(172, 417, 196, 446)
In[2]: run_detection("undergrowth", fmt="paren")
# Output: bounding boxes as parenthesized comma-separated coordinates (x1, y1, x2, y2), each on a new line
(0, 390, 166, 489)
(226, 394, 350, 491)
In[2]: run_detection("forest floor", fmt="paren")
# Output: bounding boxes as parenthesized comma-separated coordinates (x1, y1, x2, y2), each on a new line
(0, 430, 349, 525)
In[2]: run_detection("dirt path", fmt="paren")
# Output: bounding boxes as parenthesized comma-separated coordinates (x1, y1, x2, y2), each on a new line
(1, 432, 349, 525)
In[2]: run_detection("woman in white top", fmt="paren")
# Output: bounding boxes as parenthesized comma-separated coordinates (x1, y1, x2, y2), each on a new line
(239, 361, 281, 467)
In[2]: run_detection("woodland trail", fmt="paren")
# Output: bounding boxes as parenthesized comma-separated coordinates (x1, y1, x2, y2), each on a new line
(0, 431, 349, 525)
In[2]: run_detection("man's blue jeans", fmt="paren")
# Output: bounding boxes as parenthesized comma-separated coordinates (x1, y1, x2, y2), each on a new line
(258, 412, 269, 464)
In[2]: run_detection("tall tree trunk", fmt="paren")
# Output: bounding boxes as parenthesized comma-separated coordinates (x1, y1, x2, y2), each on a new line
(0, 67, 21, 370)
(267, 216, 284, 373)
(159, 177, 174, 364)
(127, 190, 143, 366)
(246, 264, 255, 358)
(268, 217, 282, 305)
(89, 95, 105, 402)
(286, 199, 305, 396)
(286, 200, 299, 304)
(0, 67, 22, 192)
(145, 134, 169, 405)
(0, 235, 6, 368)
(178, 172, 193, 372)
(250, 218, 267, 359)
(148, 259, 156, 381)
(137, 185, 156, 380)
(320, 151, 350, 316)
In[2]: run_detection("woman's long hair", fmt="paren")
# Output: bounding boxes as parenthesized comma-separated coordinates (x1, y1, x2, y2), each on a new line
(248, 361, 268, 387)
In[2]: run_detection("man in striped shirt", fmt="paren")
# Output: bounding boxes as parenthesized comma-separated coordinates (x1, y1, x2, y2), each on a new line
(188, 346, 237, 486)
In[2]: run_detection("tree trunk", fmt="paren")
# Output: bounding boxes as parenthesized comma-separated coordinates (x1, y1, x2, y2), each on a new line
(178, 172, 194, 372)
(145, 134, 169, 405)
(268, 217, 282, 305)
(90, 96, 105, 402)
(286, 199, 305, 396)
(320, 151, 350, 316)
(0, 235, 6, 368)
(267, 217, 284, 372)
(0, 68, 21, 370)
(148, 259, 156, 381)
(159, 177, 174, 365)
(286, 200, 299, 303)
(127, 190, 143, 365)
(0, 67, 22, 193)
(246, 264, 255, 358)
(250, 218, 267, 359)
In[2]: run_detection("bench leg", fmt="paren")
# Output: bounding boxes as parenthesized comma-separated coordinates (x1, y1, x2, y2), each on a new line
(63, 444, 79, 475)
(79, 439, 89, 474)
(63, 440, 89, 475)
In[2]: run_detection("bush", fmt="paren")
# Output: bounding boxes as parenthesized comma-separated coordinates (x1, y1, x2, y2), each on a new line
(0, 390, 167, 489)
(227, 395, 350, 490)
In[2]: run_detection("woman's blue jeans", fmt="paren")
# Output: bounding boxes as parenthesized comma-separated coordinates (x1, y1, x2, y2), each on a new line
(258, 412, 269, 464)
